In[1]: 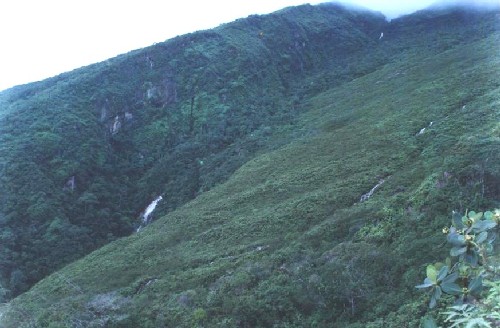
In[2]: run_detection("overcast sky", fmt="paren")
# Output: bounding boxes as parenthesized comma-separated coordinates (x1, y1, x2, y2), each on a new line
(0, 0, 497, 91)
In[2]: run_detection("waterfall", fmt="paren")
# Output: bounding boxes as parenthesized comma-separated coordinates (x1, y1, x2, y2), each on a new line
(360, 179, 385, 202)
(416, 121, 433, 136)
(136, 195, 163, 232)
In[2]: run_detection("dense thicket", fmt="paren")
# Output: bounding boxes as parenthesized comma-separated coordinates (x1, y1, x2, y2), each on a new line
(0, 4, 388, 298)
(0, 3, 499, 327)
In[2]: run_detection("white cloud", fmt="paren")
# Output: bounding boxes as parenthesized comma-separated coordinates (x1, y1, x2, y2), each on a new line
(338, 0, 437, 18)
(0, 0, 497, 91)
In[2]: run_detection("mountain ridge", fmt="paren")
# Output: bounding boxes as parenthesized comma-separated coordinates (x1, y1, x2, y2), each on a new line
(0, 3, 389, 299)
(0, 3, 499, 327)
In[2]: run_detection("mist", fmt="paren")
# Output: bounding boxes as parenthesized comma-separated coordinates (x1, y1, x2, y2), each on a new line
(430, 0, 500, 11)
(0, 0, 498, 92)
(336, 0, 500, 19)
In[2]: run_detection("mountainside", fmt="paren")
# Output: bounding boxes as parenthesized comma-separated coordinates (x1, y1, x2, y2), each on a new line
(0, 3, 499, 327)
(0, 4, 389, 299)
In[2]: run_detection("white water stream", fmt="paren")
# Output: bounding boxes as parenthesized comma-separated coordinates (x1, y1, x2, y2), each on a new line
(360, 179, 385, 202)
(136, 195, 163, 232)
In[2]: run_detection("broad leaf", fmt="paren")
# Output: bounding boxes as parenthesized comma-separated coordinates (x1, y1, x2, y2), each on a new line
(468, 211, 482, 220)
(447, 233, 466, 247)
(441, 281, 462, 295)
(437, 265, 448, 282)
(445, 257, 452, 269)
(468, 276, 483, 296)
(450, 246, 467, 257)
(475, 231, 488, 244)
(484, 211, 493, 220)
(464, 250, 479, 267)
(416, 277, 434, 289)
(441, 271, 458, 285)
(427, 264, 438, 283)
(430, 287, 442, 308)
(471, 219, 497, 233)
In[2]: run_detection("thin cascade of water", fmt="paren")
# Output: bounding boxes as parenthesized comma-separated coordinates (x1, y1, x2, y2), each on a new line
(360, 179, 385, 202)
(136, 195, 163, 232)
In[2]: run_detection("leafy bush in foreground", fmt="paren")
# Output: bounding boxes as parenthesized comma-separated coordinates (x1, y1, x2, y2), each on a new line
(418, 209, 499, 327)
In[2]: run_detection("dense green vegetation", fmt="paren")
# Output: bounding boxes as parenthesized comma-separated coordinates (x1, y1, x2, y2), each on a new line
(0, 2, 499, 327)
(417, 210, 499, 327)
(0, 4, 387, 299)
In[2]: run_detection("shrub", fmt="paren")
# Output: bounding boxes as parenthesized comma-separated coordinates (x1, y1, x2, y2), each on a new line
(417, 209, 499, 327)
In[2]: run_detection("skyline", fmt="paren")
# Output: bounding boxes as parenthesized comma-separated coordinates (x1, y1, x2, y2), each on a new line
(0, 0, 498, 91)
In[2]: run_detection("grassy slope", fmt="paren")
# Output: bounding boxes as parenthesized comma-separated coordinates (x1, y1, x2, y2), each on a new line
(0, 4, 388, 298)
(2, 21, 499, 327)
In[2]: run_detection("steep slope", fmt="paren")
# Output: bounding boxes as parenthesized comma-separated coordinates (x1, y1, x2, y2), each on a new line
(1, 7, 499, 326)
(1, 3, 497, 302)
(0, 4, 388, 298)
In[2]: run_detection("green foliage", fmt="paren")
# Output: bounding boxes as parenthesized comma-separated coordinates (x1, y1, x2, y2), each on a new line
(0, 3, 391, 298)
(0, 3, 500, 328)
(422, 316, 439, 328)
(192, 308, 207, 325)
(447, 210, 497, 267)
(443, 304, 492, 328)
(416, 209, 499, 326)
(439, 280, 500, 328)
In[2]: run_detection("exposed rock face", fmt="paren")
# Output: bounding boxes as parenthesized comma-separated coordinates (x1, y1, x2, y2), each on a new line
(111, 116, 121, 134)
(144, 78, 177, 107)
(145, 84, 158, 101)
(64, 176, 76, 191)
